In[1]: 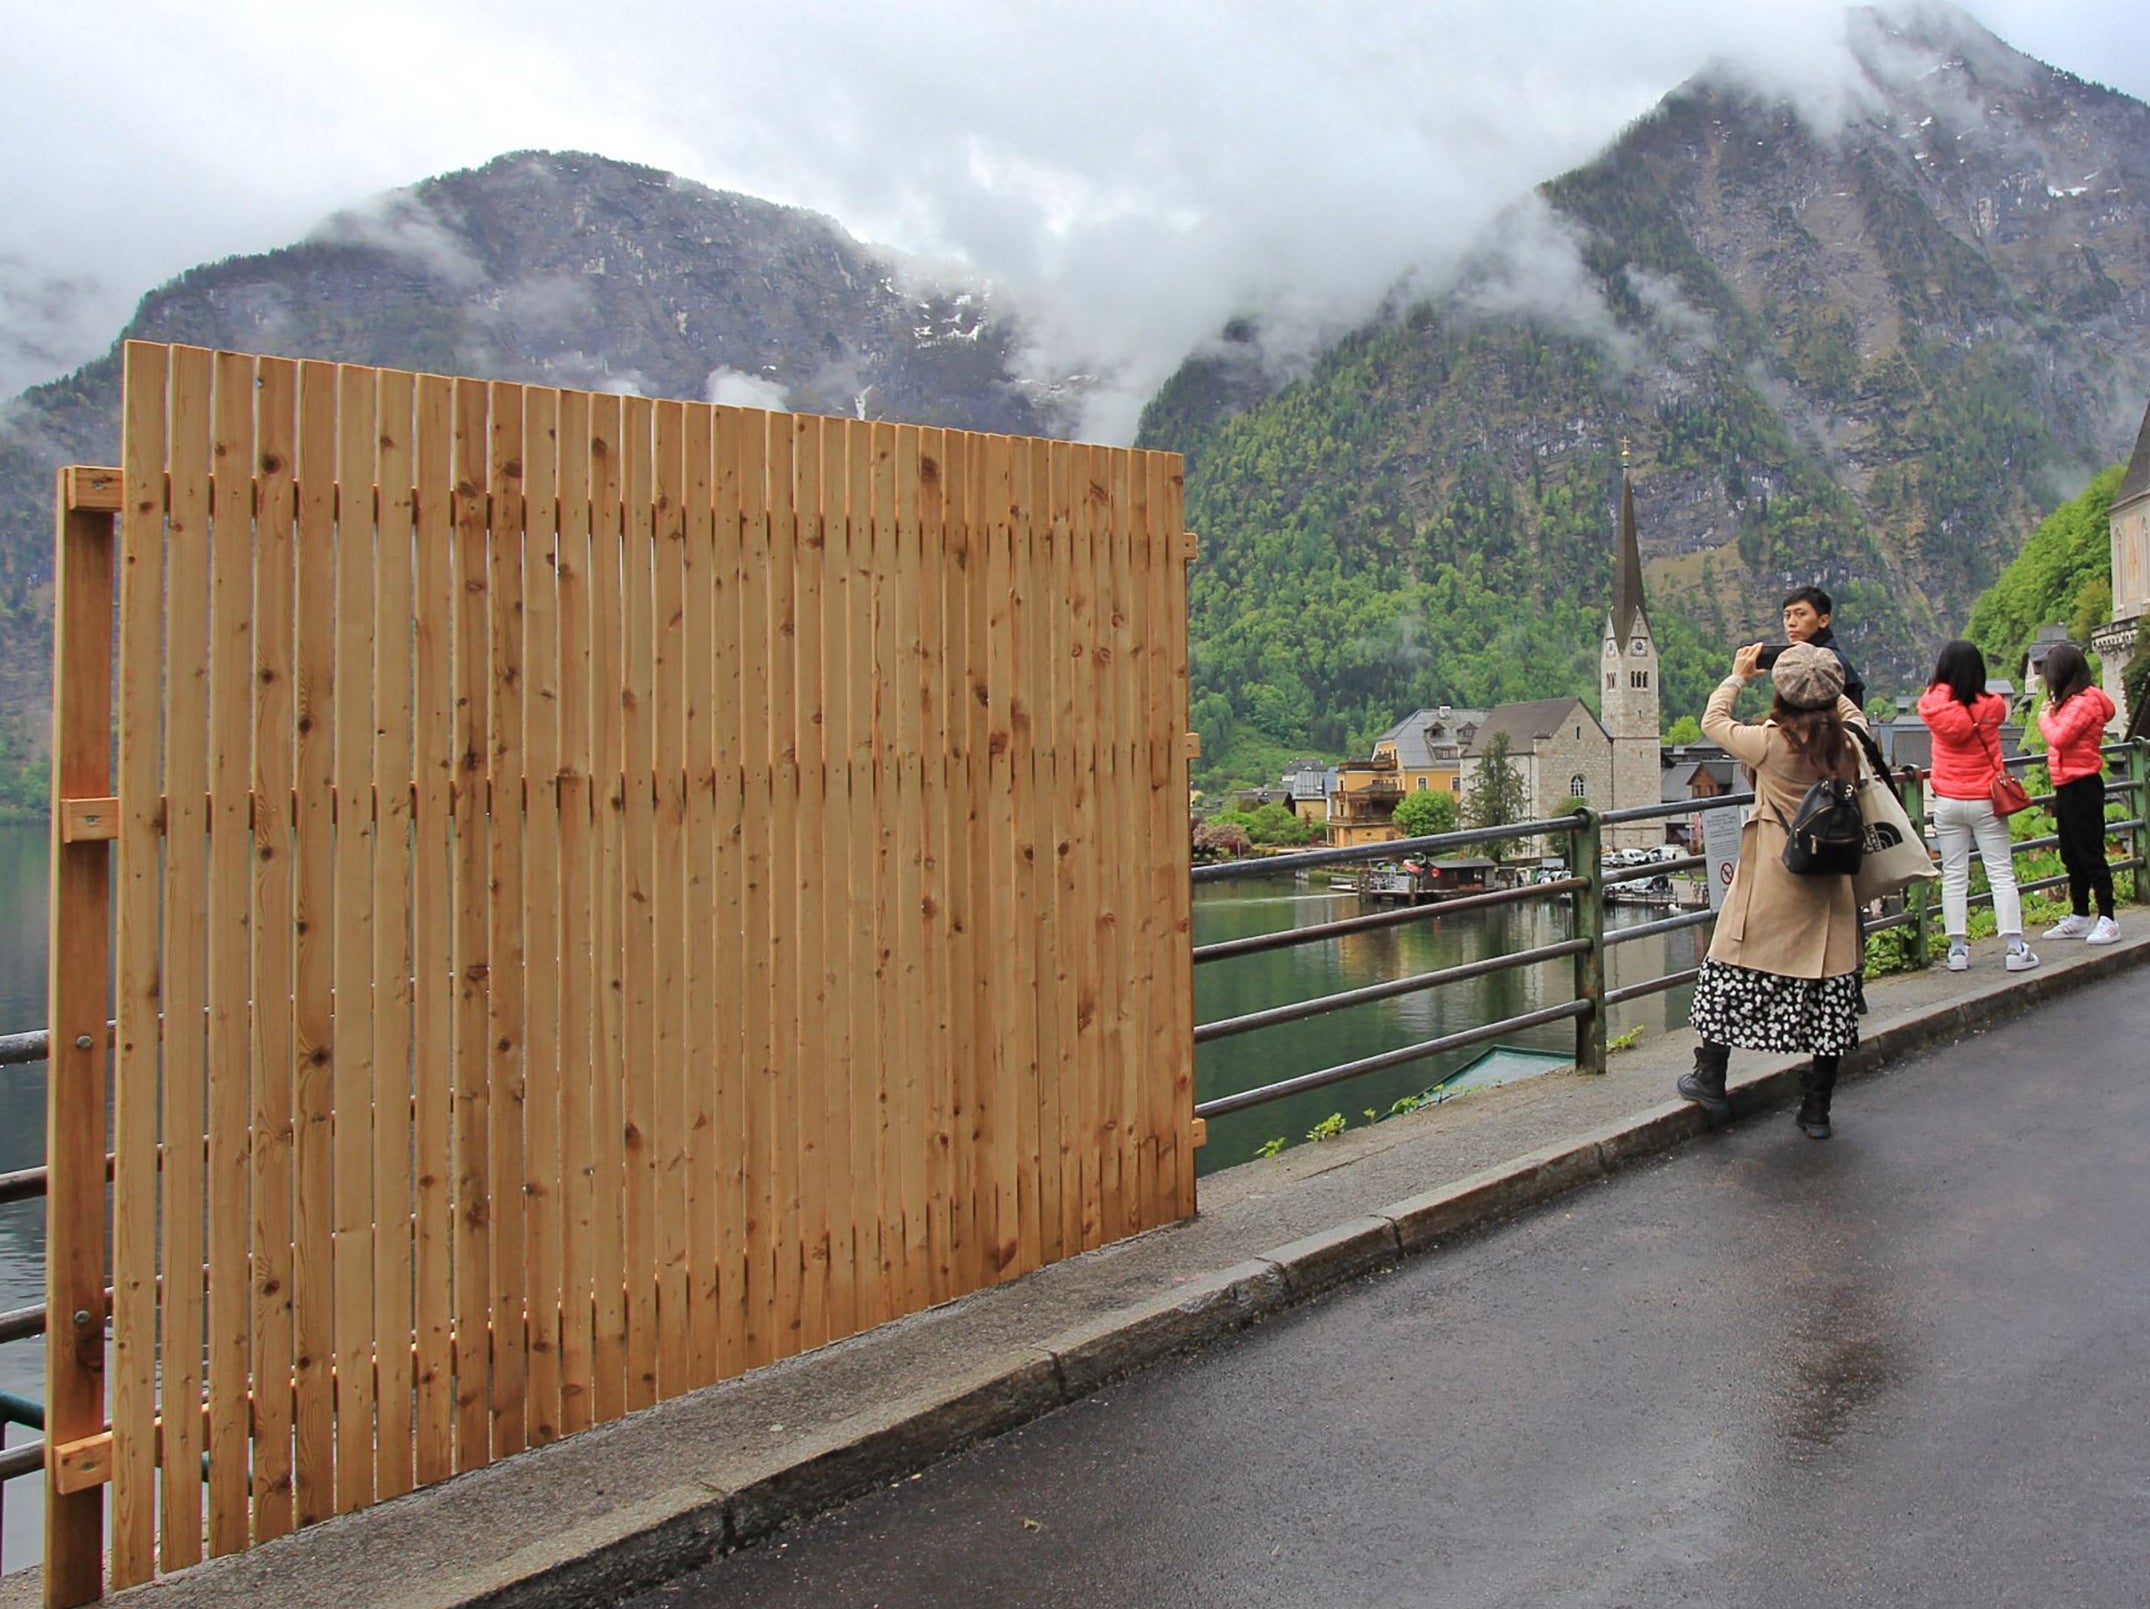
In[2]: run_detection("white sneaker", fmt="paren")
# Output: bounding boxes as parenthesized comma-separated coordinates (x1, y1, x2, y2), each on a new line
(2044, 913, 2094, 939)
(2087, 916, 2121, 945)
(2005, 943, 2040, 972)
(1946, 946, 1969, 972)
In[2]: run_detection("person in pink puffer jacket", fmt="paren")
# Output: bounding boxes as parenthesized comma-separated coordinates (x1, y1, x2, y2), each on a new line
(1917, 640, 2036, 973)
(2036, 642, 2119, 944)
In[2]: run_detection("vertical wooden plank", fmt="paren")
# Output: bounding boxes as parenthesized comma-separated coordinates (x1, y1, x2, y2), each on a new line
(111, 339, 168, 1591)
(618, 393, 660, 1408)
(708, 408, 750, 1377)
(372, 367, 418, 1498)
(1156, 452, 1197, 1222)
(1041, 441, 1083, 1255)
(1085, 446, 1130, 1244)
(940, 430, 983, 1295)
(649, 398, 691, 1396)
(836, 419, 878, 1335)
(248, 356, 300, 1540)
(979, 434, 1021, 1279)
(1124, 451, 1163, 1230)
(449, 376, 493, 1473)
(410, 373, 458, 1485)
(553, 387, 598, 1433)
(204, 351, 257, 1557)
(1103, 449, 1143, 1240)
(486, 382, 529, 1458)
(520, 385, 564, 1443)
(680, 400, 722, 1388)
(1006, 437, 1046, 1277)
(1022, 436, 1069, 1265)
(790, 414, 831, 1351)
(586, 391, 629, 1421)
(1057, 440, 1103, 1253)
(855, 421, 898, 1325)
(332, 365, 380, 1516)
(291, 361, 342, 1523)
(45, 459, 119, 1608)
(908, 430, 955, 1304)
(764, 416, 803, 1358)
(813, 416, 855, 1342)
(819, 416, 857, 1340)
(735, 410, 778, 1369)
(158, 343, 214, 1570)
(882, 426, 930, 1313)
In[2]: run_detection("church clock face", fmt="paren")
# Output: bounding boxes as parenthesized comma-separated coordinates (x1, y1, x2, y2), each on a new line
(1630, 638, 1649, 656)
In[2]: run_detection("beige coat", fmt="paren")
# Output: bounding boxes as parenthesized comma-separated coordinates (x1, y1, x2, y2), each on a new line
(1702, 676, 1868, 980)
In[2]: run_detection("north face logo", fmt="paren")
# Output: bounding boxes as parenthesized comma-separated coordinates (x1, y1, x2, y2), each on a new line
(1864, 821, 1904, 851)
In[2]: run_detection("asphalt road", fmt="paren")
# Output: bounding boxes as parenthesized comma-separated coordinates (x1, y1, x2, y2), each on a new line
(623, 972, 2150, 1609)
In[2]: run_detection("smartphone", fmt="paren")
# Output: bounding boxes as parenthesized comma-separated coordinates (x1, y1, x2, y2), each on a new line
(1755, 642, 1790, 670)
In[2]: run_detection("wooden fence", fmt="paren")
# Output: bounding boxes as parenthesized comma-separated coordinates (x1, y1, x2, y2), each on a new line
(42, 340, 1195, 1603)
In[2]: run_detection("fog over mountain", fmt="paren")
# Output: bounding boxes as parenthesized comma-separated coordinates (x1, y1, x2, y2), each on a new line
(4, 1, 2147, 435)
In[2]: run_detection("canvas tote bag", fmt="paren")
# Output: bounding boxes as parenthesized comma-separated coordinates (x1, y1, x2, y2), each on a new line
(1851, 728, 1938, 903)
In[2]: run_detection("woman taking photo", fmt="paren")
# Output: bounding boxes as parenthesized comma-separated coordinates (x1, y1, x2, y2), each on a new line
(1917, 640, 2037, 974)
(1677, 642, 1869, 1139)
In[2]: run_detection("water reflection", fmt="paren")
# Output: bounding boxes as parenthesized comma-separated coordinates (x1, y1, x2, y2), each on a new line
(0, 822, 49, 1573)
(1194, 876, 1701, 1172)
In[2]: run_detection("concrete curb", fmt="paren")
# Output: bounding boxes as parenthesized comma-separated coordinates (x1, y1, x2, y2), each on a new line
(13, 935, 2142, 1609)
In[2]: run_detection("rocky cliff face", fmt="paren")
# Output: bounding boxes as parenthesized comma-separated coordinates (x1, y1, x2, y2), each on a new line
(0, 151, 1067, 764)
(1144, 3, 2150, 740)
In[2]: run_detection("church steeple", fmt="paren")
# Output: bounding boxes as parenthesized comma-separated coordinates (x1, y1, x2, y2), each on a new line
(1601, 445, 1661, 849)
(1612, 468, 1649, 644)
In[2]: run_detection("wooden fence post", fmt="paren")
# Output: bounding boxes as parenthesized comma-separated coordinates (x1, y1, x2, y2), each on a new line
(45, 466, 118, 1608)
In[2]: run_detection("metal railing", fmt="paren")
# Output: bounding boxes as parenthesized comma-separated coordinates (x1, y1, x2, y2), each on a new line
(1191, 738, 2150, 1125)
(1191, 795, 1737, 1120)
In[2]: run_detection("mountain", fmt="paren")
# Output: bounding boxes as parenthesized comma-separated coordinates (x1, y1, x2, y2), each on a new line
(1142, 3, 2150, 778)
(0, 151, 1069, 804)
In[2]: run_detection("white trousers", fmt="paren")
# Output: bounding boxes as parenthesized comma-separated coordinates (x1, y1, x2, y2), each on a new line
(1932, 793, 2023, 938)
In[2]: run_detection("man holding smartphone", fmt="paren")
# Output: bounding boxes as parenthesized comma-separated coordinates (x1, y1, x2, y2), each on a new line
(1759, 586, 1866, 711)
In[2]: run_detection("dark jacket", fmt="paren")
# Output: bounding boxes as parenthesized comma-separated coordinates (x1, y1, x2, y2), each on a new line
(1807, 624, 1866, 711)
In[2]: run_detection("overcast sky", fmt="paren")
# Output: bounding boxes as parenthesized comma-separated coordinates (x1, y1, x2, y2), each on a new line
(4, 0, 2147, 435)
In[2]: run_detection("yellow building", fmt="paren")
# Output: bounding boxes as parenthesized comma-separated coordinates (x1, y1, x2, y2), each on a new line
(1323, 707, 1488, 847)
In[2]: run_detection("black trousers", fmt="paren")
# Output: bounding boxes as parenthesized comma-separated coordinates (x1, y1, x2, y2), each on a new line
(2052, 774, 2114, 919)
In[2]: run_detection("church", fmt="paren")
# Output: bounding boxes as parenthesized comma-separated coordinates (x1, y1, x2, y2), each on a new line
(1453, 465, 1662, 850)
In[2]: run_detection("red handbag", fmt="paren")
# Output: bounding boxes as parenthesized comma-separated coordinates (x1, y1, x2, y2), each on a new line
(1984, 728, 2032, 816)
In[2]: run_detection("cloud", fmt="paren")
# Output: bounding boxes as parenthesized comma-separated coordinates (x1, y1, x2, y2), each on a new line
(1453, 196, 1641, 371)
(311, 189, 486, 288)
(705, 367, 790, 410)
(0, 257, 111, 398)
(2, 1, 2146, 429)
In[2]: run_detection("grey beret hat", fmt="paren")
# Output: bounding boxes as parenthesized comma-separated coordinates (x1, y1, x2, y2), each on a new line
(1772, 641, 1844, 710)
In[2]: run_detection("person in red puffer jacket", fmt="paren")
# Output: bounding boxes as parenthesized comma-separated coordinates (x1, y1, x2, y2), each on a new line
(2036, 642, 2119, 945)
(1917, 640, 2036, 974)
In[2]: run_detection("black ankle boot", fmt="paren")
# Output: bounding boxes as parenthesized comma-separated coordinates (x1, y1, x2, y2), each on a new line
(1678, 1042, 1732, 1116)
(1797, 1054, 1839, 1139)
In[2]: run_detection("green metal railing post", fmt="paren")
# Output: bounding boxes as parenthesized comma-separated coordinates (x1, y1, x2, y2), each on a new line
(1572, 808, 1606, 1075)
(1902, 767, 1931, 965)
(2131, 739, 2149, 906)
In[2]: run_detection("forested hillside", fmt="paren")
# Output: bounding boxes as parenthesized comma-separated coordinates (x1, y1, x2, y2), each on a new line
(1967, 464, 2121, 672)
(1144, 6, 2150, 790)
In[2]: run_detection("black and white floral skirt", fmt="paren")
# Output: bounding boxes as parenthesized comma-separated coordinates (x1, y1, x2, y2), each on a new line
(1689, 959, 1862, 1056)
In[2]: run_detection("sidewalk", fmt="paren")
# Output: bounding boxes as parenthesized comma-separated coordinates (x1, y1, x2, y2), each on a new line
(10, 928, 2146, 1609)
